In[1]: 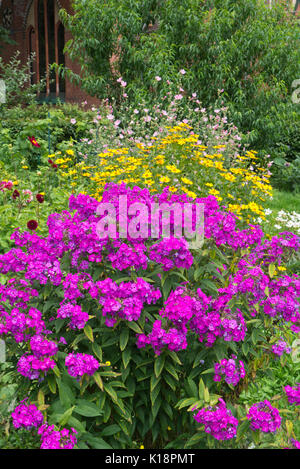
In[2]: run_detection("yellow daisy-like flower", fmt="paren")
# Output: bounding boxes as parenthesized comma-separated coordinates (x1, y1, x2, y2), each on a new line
(181, 177, 193, 185)
(166, 165, 181, 174)
(160, 176, 171, 183)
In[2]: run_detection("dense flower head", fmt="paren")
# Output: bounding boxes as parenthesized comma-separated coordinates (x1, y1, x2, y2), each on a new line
(57, 303, 89, 330)
(148, 237, 194, 271)
(17, 354, 56, 380)
(136, 319, 188, 355)
(193, 398, 238, 440)
(271, 339, 291, 357)
(38, 424, 78, 449)
(284, 384, 300, 406)
(213, 355, 246, 386)
(11, 401, 44, 430)
(29, 335, 58, 357)
(84, 277, 161, 327)
(65, 352, 100, 378)
(247, 400, 281, 433)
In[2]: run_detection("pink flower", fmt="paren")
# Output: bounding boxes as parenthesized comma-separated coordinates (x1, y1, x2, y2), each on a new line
(179, 69, 186, 75)
(70, 118, 76, 125)
(155, 76, 162, 81)
(174, 94, 183, 100)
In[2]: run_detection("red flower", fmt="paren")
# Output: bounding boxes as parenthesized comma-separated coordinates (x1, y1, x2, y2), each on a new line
(27, 220, 38, 231)
(28, 136, 41, 148)
(36, 194, 44, 203)
(12, 189, 20, 199)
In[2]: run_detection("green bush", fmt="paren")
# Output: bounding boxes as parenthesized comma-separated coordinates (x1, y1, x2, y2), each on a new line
(60, 0, 300, 163)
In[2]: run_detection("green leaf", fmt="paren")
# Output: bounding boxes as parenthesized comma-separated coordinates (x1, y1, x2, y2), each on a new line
(100, 424, 120, 437)
(53, 366, 61, 378)
(84, 324, 94, 342)
(164, 361, 179, 380)
(103, 384, 118, 403)
(127, 322, 143, 334)
(120, 328, 129, 351)
(47, 375, 57, 394)
(198, 379, 205, 399)
(58, 381, 75, 408)
(154, 354, 165, 378)
(92, 343, 103, 361)
(74, 399, 102, 417)
(84, 435, 112, 449)
(187, 378, 198, 398)
(93, 372, 104, 391)
(150, 374, 161, 393)
(176, 398, 198, 410)
(59, 406, 75, 426)
(236, 420, 250, 442)
(122, 348, 131, 368)
(184, 432, 204, 448)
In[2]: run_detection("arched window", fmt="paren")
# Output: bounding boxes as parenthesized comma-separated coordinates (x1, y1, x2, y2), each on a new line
(27, 0, 65, 101)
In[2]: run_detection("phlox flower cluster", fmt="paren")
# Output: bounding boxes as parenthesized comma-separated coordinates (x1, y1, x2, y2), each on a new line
(138, 286, 247, 354)
(84, 276, 161, 327)
(213, 355, 246, 386)
(284, 384, 300, 406)
(11, 401, 44, 430)
(57, 303, 89, 330)
(148, 237, 193, 271)
(246, 400, 281, 433)
(193, 398, 238, 440)
(17, 354, 56, 380)
(29, 335, 58, 357)
(38, 424, 78, 449)
(271, 339, 291, 357)
(65, 352, 100, 378)
(136, 319, 188, 355)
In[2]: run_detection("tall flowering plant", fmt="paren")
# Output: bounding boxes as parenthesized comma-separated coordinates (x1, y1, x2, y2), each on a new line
(0, 183, 299, 449)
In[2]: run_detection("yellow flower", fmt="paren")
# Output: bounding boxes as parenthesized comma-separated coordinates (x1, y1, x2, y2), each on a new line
(105, 361, 111, 366)
(142, 171, 152, 179)
(209, 189, 220, 196)
(160, 176, 171, 183)
(166, 165, 181, 174)
(140, 445, 145, 449)
(181, 177, 193, 185)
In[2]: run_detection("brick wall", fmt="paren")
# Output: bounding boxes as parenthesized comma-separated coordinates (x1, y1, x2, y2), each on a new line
(0, 0, 101, 106)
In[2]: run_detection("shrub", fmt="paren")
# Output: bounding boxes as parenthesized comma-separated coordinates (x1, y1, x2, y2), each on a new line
(60, 0, 300, 161)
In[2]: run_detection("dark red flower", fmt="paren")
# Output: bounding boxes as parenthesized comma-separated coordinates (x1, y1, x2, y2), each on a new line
(27, 220, 38, 231)
(36, 194, 44, 203)
(48, 158, 53, 165)
(28, 136, 41, 148)
(12, 189, 20, 199)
